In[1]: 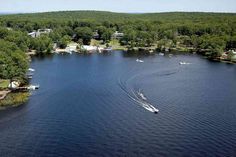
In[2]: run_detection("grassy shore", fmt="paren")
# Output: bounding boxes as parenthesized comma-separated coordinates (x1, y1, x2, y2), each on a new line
(0, 79, 10, 89)
(0, 92, 30, 109)
(0, 79, 30, 109)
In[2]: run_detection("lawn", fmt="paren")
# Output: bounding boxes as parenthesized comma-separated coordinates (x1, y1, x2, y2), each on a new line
(0, 79, 10, 89)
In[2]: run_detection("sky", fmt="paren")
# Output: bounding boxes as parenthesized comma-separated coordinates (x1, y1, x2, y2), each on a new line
(0, 0, 236, 13)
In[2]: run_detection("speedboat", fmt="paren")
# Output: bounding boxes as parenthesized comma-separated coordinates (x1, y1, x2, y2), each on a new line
(28, 68, 35, 72)
(179, 62, 190, 65)
(153, 108, 159, 114)
(27, 85, 40, 90)
(104, 47, 112, 51)
(98, 47, 104, 53)
(136, 59, 144, 63)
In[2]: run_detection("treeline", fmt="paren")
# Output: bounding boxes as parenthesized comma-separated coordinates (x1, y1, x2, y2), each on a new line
(0, 11, 236, 81)
(0, 28, 29, 82)
(0, 11, 235, 55)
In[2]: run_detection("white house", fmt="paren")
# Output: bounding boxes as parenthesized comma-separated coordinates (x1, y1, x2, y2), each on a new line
(8, 81, 20, 89)
(28, 31, 37, 38)
(93, 30, 100, 39)
(112, 31, 124, 39)
(28, 29, 52, 38)
(232, 50, 236, 61)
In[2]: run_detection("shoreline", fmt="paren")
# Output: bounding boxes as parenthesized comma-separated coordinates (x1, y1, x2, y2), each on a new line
(0, 91, 30, 109)
(208, 58, 236, 64)
(1, 49, 234, 109)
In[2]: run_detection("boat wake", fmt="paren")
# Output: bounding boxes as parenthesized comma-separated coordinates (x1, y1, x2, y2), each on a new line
(117, 67, 181, 113)
(118, 78, 159, 113)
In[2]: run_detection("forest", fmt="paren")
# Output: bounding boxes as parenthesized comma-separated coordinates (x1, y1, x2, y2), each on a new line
(0, 11, 236, 81)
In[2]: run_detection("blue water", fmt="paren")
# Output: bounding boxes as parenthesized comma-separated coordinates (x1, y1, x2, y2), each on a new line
(0, 52, 236, 157)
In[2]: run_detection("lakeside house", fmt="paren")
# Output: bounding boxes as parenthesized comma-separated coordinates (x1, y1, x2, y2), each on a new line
(54, 43, 79, 54)
(28, 32, 37, 38)
(8, 81, 20, 89)
(28, 29, 52, 38)
(220, 50, 236, 61)
(81, 45, 98, 52)
(232, 51, 236, 60)
(221, 52, 228, 60)
(112, 31, 124, 39)
(91, 31, 124, 40)
(93, 30, 100, 39)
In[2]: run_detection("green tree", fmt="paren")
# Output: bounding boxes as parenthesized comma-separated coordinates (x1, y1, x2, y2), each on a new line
(0, 40, 28, 82)
(226, 36, 236, 49)
(58, 35, 71, 49)
(101, 29, 113, 43)
(75, 27, 93, 45)
(123, 29, 137, 48)
(30, 35, 53, 55)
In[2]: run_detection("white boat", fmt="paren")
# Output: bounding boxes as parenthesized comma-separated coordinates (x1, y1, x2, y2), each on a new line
(136, 59, 144, 63)
(98, 47, 104, 53)
(159, 53, 164, 56)
(28, 68, 35, 72)
(146, 104, 159, 114)
(104, 47, 112, 51)
(179, 62, 190, 65)
(27, 85, 40, 90)
(65, 48, 73, 54)
(82, 45, 97, 51)
(26, 73, 34, 77)
(153, 108, 159, 114)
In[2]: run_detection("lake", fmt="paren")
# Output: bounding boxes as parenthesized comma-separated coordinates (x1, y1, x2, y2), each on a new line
(0, 51, 236, 157)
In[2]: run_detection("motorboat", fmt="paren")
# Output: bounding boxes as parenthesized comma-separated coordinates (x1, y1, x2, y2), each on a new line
(28, 68, 35, 72)
(27, 85, 40, 90)
(153, 108, 159, 114)
(179, 62, 190, 65)
(65, 48, 73, 54)
(136, 59, 144, 63)
(104, 47, 112, 51)
(97, 47, 104, 53)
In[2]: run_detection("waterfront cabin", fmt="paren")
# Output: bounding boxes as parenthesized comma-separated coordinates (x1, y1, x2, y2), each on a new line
(81, 45, 98, 51)
(232, 51, 236, 61)
(93, 30, 100, 39)
(112, 31, 124, 39)
(220, 50, 236, 61)
(8, 81, 20, 89)
(28, 29, 52, 38)
(28, 31, 37, 38)
(220, 52, 228, 60)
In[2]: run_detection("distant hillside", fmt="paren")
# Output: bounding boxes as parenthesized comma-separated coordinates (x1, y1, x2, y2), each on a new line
(1, 11, 236, 23)
(0, 10, 235, 69)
